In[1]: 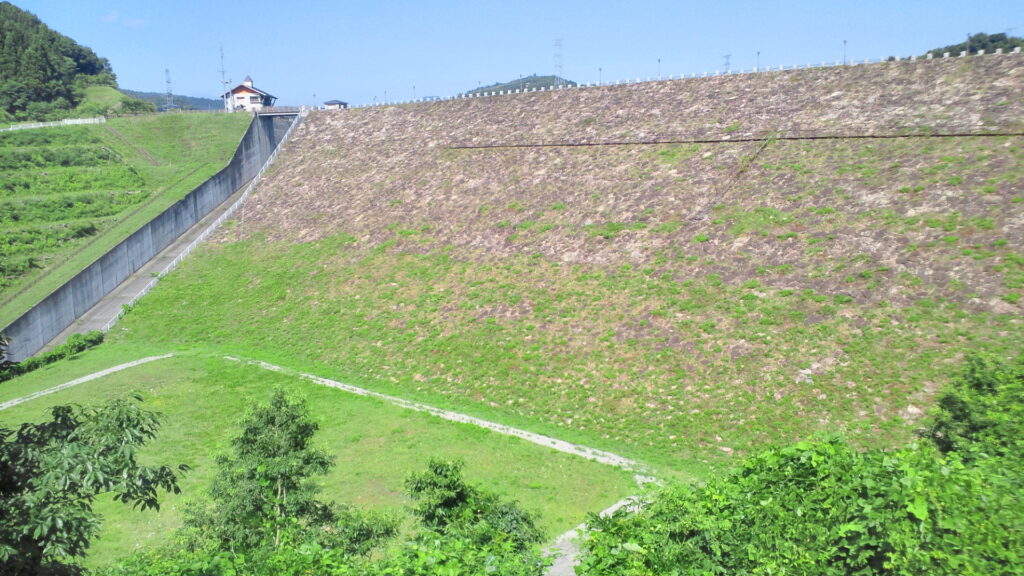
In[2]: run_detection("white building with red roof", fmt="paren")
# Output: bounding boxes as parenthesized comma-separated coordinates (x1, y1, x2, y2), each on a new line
(222, 76, 277, 112)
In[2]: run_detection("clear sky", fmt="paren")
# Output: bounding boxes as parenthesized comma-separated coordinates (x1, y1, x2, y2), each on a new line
(10, 0, 1024, 107)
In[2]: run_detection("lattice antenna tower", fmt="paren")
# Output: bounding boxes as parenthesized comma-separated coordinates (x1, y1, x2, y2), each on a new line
(165, 69, 174, 110)
(554, 38, 564, 87)
(218, 45, 231, 112)
(723, 54, 731, 71)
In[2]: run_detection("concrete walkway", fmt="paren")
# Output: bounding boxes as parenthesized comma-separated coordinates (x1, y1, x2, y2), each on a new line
(0, 354, 174, 411)
(39, 183, 250, 355)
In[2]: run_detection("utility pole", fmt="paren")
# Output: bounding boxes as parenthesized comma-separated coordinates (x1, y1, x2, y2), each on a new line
(554, 38, 564, 87)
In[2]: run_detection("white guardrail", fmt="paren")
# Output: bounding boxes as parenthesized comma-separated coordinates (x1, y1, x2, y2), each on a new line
(348, 47, 1022, 109)
(100, 109, 308, 332)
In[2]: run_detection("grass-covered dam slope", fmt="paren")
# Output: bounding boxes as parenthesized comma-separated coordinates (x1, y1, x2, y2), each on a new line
(113, 54, 1023, 472)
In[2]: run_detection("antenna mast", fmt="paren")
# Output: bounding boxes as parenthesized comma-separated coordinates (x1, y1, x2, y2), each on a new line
(554, 38, 564, 87)
(219, 45, 231, 112)
(165, 69, 174, 110)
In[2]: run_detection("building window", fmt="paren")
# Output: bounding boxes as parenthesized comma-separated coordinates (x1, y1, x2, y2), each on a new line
(250, 96, 261, 104)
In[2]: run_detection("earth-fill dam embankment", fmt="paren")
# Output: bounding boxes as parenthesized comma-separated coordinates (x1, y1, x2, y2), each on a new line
(140, 54, 1022, 462)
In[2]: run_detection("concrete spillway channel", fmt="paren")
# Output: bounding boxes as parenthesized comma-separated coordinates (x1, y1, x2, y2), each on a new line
(1, 111, 304, 362)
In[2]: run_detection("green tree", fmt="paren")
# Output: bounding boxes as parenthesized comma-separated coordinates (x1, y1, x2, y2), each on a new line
(182, 389, 397, 557)
(926, 32, 1024, 56)
(0, 395, 185, 575)
(395, 457, 548, 575)
(0, 2, 117, 120)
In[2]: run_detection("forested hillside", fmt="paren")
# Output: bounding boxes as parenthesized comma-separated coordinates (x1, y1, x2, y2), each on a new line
(0, 2, 143, 121)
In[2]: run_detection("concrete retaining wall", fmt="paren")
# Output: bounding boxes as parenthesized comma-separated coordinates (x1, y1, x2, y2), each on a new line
(1, 115, 296, 362)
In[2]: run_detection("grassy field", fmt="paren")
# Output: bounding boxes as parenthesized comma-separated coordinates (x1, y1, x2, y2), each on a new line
(0, 346, 639, 568)
(0, 112, 251, 327)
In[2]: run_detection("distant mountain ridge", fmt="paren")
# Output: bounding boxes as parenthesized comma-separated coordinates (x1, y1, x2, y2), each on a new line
(122, 90, 223, 112)
(466, 74, 576, 95)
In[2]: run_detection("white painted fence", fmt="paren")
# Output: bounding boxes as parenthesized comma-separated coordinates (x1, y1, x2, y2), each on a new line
(1, 117, 106, 132)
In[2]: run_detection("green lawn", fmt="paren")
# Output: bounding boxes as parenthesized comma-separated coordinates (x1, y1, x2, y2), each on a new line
(0, 347, 639, 568)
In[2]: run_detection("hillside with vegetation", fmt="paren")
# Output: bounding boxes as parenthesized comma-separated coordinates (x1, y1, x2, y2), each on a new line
(0, 113, 251, 326)
(110, 53, 1022, 474)
(0, 49, 1020, 575)
(0, 2, 152, 121)
(467, 74, 577, 95)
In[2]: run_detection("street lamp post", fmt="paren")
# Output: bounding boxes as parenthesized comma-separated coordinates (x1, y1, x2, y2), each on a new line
(599, 67, 602, 85)
(843, 40, 847, 65)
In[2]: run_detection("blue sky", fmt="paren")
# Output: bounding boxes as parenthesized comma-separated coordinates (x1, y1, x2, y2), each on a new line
(11, 0, 1024, 107)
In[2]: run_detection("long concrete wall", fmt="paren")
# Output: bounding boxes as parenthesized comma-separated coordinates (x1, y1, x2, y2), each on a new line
(1, 114, 296, 362)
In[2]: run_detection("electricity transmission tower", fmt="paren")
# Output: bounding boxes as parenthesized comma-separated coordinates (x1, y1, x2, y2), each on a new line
(165, 69, 174, 110)
(218, 45, 231, 112)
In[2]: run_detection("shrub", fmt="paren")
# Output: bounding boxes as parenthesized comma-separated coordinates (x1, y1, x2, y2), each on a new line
(579, 353, 1024, 576)
(0, 330, 104, 383)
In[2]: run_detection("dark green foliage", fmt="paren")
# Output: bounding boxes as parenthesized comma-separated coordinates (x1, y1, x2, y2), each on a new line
(115, 98, 156, 116)
(0, 164, 145, 198)
(0, 2, 117, 121)
(579, 354, 1024, 575)
(0, 145, 118, 170)
(0, 128, 102, 148)
(180, 389, 381, 553)
(0, 331, 104, 383)
(101, 452, 546, 575)
(406, 457, 545, 550)
(0, 188, 149, 225)
(0, 395, 185, 575)
(926, 32, 1024, 56)
(925, 352, 1023, 461)
(0, 331, 9, 367)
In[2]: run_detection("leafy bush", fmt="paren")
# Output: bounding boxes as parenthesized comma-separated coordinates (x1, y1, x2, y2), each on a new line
(0, 331, 104, 383)
(406, 457, 545, 551)
(579, 353, 1024, 576)
(100, 452, 548, 576)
